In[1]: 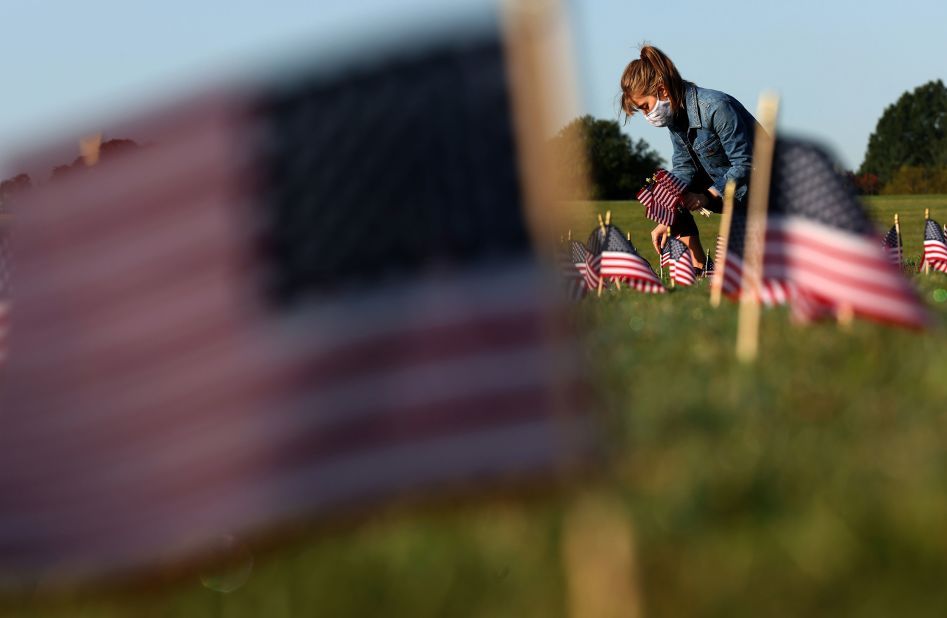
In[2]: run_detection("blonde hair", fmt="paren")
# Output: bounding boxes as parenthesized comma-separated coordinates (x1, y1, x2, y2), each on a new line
(620, 45, 685, 119)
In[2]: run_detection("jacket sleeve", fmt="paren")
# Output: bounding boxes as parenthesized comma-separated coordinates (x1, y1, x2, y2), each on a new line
(709, 100, 755, 196)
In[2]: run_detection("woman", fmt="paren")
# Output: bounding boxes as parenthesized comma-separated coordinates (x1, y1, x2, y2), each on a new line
(620, 45, 758, 270)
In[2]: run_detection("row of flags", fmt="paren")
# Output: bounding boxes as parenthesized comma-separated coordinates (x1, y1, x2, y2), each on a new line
(879, 213, 947, 273)
(564, 139, 942, 330)
(557, 214, 712, 300)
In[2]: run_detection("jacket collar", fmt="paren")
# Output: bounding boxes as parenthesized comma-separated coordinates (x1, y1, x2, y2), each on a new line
(684, 82, 701, 129)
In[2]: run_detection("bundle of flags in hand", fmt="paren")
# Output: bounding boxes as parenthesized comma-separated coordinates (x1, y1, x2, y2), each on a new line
(636, 169, 688, 227)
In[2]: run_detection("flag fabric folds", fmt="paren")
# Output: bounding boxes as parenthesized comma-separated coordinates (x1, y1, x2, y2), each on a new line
(882, 224, 902, 266)
(636, 169, 687, 227)
(559, 242, 588, 301)
(764, 139, 927, 327)
(920, 218, 947, 274)
(586, 225, 664, 294)
(666, 238, 696, 286)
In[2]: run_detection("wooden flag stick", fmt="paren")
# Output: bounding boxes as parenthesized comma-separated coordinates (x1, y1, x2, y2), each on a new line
(736, 92, 780, 363)
(894, 213, 901, 267)
(598, 213, 605, 232)
(837, 303, 854, 329)
(924, 208, 931, 274)
(567, 229, 572, 241)
(710, 180, 736, 308)
(605, 210, 612, 226)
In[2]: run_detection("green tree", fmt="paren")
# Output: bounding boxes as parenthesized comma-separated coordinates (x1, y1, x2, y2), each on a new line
(549, 115, 663, 200)
(860, 80, 947, 184)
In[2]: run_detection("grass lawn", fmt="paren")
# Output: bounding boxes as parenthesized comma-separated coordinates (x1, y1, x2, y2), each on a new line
(7, 195, 947, 617)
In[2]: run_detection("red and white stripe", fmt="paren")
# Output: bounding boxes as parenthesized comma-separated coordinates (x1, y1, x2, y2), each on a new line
(767, 217, 927, 327)
(717, 250, 794, 306)
(637, 169, 686, 228)
(591, 251, 664, 293)
(921, 238, 947, 273)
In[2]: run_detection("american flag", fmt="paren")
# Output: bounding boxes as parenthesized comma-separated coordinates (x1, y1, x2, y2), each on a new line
(636, 169, 687, 227)
(764, 139, 927, 327)
(715, 208, 795, 306)
(881, 224, 902, 266)
(920, 218, 947, 274)
(703, 254, 715, 278)
(659, 238, 671, 272)
(558, 242, 587, 301)
(586, 224, 664, 294)
(569, 240, 596, 294)
(0, 29, 596, 585)
(666, 238, 696, 286)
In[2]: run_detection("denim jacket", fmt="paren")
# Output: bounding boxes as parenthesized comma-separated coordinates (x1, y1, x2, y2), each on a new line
(669, 82, 757, 205)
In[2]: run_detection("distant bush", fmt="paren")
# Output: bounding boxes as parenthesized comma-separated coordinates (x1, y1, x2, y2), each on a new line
(881, 165, 947, 194)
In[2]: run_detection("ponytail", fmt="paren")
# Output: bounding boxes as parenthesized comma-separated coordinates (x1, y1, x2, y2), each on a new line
(620, 44, 685, 118)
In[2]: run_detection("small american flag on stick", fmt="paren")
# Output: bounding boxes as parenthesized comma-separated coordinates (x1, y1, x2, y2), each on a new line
(558, 242, 588, 301)
(882, 221, 902, 267)
(586, 224, 664, 294)
(666, 238, 696, 287)
(920, 217, 947, 274)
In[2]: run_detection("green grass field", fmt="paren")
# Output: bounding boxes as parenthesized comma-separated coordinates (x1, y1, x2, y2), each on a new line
(7, 195, 947, 618)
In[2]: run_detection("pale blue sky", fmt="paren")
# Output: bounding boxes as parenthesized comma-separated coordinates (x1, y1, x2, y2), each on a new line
(1, 0, 945, 175)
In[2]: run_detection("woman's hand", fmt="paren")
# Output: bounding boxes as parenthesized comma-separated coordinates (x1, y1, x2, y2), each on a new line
(650, 223, 669, 255)
(682, 192, 709, 212)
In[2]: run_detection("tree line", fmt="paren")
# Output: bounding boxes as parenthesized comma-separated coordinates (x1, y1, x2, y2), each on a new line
(550, 79, 947, 200)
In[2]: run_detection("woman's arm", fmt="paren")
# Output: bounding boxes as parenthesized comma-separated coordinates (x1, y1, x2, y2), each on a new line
(709, 100, 755, 197)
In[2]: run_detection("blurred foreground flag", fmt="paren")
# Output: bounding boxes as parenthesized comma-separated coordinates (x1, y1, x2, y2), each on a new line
(715, 210, 794, 306)
(764, 139, 927, 327)
(0, 8, 596, 587)
(920, 218, 947, 273)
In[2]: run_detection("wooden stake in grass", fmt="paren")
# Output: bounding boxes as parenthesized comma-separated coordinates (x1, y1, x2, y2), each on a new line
(837, 303, 854, 329)
(736, 92, 780, 363)
(894, 213, 901, 263)
(710, 180, 737, 308)
(597, 214, 606, 297)
(562, 494, 642, 618)
(924, 208, 931, 275)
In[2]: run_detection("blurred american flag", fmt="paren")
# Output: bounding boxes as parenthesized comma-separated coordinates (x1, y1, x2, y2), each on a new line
(0, 24, 596, 586)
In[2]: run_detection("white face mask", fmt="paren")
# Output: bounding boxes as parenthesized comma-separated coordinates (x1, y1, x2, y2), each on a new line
(645, 97, 673, 127)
